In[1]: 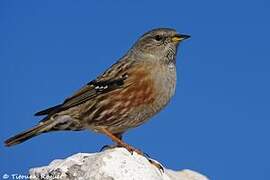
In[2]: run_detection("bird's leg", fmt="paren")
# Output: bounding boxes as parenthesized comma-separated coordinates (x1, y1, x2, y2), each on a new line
(99, 132, 123, 151)
(100, 128, 143, 156)
(100, 128, 164, 172)
(114, 132, 123, 141)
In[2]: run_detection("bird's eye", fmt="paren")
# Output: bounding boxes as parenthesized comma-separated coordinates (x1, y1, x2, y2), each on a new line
(154, 35, 163, 41)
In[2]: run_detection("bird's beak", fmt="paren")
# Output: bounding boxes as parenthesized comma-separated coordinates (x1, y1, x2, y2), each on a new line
(171, 34, 191, 42)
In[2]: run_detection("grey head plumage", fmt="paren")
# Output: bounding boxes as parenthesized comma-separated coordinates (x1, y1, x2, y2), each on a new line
(128, 28, 190, 65)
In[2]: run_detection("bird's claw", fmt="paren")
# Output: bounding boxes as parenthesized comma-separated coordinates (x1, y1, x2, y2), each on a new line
(99, 144, 118, 152)
(101, 144, 164, 173)
(148, 158, 164, 173)
(124, 145, 143, 156)
(123, 146, 164, 173)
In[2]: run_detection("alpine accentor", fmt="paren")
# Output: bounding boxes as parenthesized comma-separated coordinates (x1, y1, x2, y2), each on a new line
(5, 28, 190, 157)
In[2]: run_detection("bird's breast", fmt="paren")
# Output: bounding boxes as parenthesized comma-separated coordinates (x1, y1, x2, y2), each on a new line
(150, 62, 177, 113)
(85, 62, 176, 132)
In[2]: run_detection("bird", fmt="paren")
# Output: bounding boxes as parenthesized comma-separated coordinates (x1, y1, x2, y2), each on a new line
(5, 28, 190, 157)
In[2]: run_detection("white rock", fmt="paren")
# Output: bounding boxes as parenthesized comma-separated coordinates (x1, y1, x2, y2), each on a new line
(29, 148, 208, 180)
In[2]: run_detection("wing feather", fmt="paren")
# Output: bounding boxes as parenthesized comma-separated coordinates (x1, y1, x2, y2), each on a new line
(35, 59, 134, 117)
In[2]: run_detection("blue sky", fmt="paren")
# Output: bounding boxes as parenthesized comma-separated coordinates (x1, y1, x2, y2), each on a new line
(1, 0, 270, 179)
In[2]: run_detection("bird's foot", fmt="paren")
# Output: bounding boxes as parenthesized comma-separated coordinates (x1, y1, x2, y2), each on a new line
(148, 158, 164, 173)
(100, 144, 164, 172)
(119, 143, 143, 156)
(99, 144, 123, 152)
(100, 143, 143, 155)
(100, 144, 114, 152)
(99, 128, 164, 172)
(117, 143, 164, 173)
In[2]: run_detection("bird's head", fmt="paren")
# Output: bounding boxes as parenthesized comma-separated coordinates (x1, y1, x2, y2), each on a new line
(131, 28, 190, 64)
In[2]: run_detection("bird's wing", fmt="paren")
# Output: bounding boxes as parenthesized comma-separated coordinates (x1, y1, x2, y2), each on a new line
(35, 59, 134, 117)
(62, 75, 129, 108)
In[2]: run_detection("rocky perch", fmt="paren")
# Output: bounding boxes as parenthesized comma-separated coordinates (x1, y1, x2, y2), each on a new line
(29, 148, 208, 180)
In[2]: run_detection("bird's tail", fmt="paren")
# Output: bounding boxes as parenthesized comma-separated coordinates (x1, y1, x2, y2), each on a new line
(4, 120, 55, 147)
